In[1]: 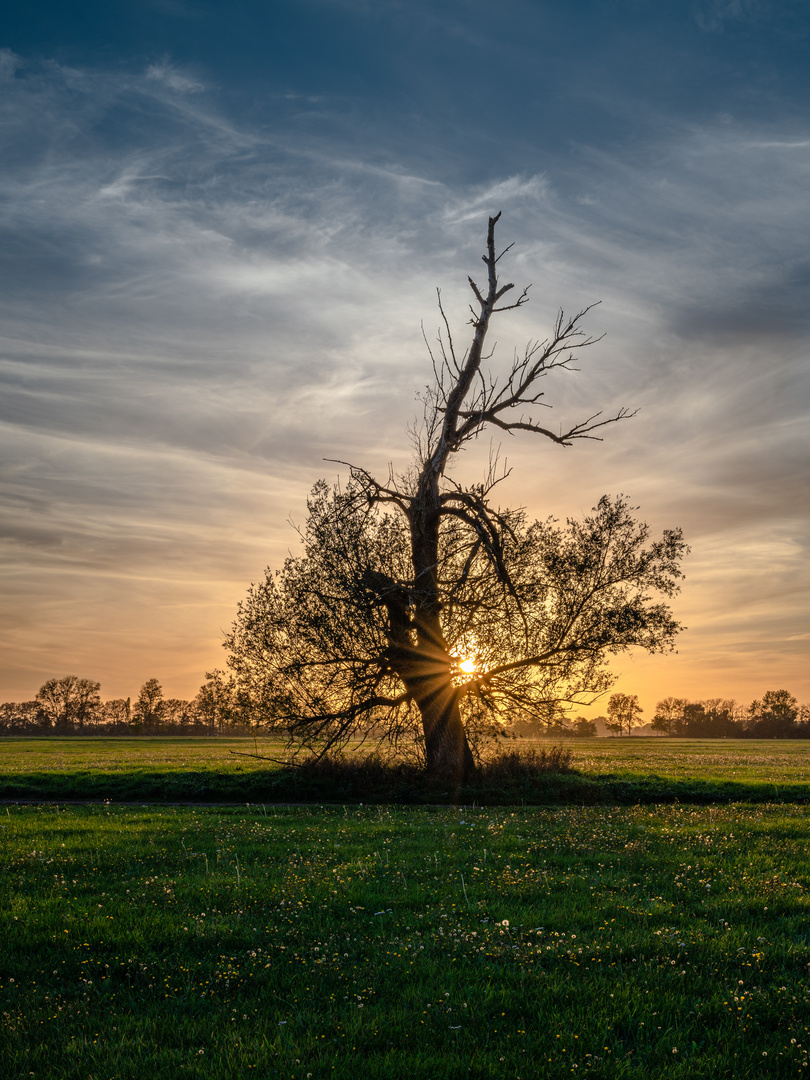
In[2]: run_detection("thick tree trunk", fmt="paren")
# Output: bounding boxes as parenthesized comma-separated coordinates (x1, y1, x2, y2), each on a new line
(382, 647, 475, 779)
(410, 617, 475, 779)
(394, 616, 475, 781)
(403, 455, 478, 778)
(364, 531, 477, 780)
(414, 679, 475, 780)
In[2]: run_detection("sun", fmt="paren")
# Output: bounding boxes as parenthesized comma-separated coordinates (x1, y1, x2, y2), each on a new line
(458, 657, 477, 674)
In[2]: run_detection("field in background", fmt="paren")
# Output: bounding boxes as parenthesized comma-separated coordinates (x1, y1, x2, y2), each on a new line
(0, 737, 285, 802)
(2, 737, 810, 804)
(518, 736, 810, 785)
(0, 736, 284, 778)
(2, 801, 809, 1079)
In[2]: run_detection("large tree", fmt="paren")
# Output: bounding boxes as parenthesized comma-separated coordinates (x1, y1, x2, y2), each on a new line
(226, 214, 688, 778)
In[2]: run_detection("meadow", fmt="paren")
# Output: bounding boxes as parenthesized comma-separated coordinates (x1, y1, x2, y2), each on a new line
(2, 737, 810, 804)
(2, 800, 809, 1078)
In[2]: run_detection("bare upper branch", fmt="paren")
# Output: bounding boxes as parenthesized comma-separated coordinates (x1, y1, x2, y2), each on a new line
(420, 220, 632, 480)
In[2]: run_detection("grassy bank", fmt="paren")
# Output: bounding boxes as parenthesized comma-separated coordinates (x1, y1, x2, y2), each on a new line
(2, 738, 810, 804)
(2, 802, 809, 1078)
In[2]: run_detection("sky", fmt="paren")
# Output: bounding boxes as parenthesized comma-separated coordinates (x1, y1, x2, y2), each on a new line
(1, 0, 808, 718)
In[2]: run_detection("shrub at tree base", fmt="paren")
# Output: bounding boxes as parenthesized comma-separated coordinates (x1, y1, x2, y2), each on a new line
(263, 745, 599, 805)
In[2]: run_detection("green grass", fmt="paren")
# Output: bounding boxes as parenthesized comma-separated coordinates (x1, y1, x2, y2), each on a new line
(0, 737, 283, 801)
(1, 802, 809, 1078)
(539, 738, 810, 785)
(519, 737, 810, 804)
(2, 737, 810, 804)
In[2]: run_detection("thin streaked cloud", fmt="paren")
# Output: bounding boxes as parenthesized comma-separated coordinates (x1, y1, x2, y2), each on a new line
(0, 2, 808, 709)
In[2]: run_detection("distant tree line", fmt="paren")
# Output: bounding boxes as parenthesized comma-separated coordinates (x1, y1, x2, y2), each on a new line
(0, 672, 252, 736)
(649, 690, 809, 739)
(565, 688, 808, 738)
(0, 677, 806, 741)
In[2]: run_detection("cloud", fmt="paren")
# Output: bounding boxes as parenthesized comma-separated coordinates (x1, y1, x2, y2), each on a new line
(145, 61, 205, 94)
(694, 0, 770, 31)
(0, 52, 807, 704)
(0, 48, 22, 79)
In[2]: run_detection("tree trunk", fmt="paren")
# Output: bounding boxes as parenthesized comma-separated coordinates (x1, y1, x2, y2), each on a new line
(397, 616, 475, 781)
(415, 682, 475, 780)
(365, 561, 476, 781)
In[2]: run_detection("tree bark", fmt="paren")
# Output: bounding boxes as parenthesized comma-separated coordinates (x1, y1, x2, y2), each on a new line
(407, 616, 475, 781)
(367, 568, 475, 780)
(395, 650, 475, 780)
(408, 474, 476, 779)
(414, 679, 475, 780)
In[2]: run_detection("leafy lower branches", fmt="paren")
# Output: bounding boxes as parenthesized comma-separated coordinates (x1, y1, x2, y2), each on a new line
(225, 483, 687, 764)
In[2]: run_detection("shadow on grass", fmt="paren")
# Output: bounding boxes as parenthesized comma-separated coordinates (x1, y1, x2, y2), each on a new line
(1, 747, 810, 807)
(2, 744, 810, 805)
(267, 750, 810, 805)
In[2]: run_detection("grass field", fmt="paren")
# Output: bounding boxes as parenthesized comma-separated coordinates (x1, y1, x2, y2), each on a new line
(2, 800, 809, 1078)
(2, 737, 810, 804)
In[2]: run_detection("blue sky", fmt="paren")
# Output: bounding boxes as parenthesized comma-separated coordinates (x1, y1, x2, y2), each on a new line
(1, 0, 808, 712)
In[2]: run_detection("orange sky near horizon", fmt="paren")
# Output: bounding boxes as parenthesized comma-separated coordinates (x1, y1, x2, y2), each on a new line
(4, 437, 807, 723)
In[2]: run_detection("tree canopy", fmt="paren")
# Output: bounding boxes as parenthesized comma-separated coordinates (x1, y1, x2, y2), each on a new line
(225, 214, 689, 776)
(35, 675, 101, 732)
(605, 692, 644, 737)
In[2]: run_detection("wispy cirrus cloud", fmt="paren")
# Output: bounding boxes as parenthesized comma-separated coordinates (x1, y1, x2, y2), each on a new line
(694, 0, 771, 31)
(0, 45, 807, 705)
(145, 61, 205, 94)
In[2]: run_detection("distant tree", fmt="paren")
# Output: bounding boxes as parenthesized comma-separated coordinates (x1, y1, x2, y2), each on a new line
(571, 716, 598, 738)
(194, 670, 241, 733)
(605, 692, 643, 737)
(226, 214, 688, 777)
(746, 690, 798, 738)
(161, 698, 193, 730)
(74, 680, 101, 730)
(509, 700, 573, 739)
(682, 702, 712, 736)
(132, 678, 165, 733)
(0, 701, 45, 734)
(695, 698, 741, 738)
(651, 696, 688, 736)
(36, 676, 101, 733)
(101, 698, 131, 729)
(0, 702, 13, 734)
